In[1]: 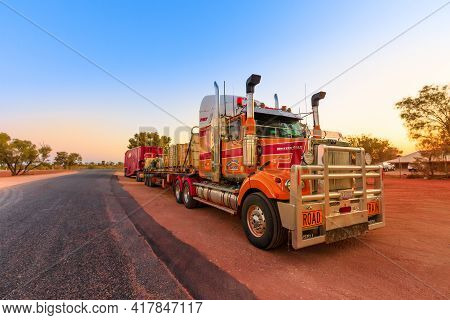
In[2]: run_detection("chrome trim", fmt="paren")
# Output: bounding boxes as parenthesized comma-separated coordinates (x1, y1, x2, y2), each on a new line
(287, 145, 385, 249)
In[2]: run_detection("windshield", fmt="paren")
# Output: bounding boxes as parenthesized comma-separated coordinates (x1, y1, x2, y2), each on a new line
(255, 114, 304, 138)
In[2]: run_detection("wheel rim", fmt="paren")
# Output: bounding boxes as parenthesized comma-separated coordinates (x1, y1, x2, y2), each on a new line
(183, 185, 190, 203)
(247, 205, 266, 238)
(175, 182, 181, 198)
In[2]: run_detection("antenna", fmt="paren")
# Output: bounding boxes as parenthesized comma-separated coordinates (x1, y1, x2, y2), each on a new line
(223, 81, 226, 117)
(304, 83, 308, 127)
(232, 86, 235, 117)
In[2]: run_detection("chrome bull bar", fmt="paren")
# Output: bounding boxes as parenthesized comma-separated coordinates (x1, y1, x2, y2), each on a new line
(277, 145, 385, 249)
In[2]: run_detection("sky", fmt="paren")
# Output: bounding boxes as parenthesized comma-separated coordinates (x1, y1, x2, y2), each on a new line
(0, 0, 449, 162)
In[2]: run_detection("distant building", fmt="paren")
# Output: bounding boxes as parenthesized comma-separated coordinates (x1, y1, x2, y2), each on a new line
(387, 151, 449, 171)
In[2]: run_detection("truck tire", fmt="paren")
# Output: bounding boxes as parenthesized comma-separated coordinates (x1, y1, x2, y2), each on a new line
(182, 181, 198, 209)
(144, 174, 149, 186)
(148, 174, 156, 187)
(241, 192, 287, 250)
(124, 168, 127, 177)
(136, 171, 143, 182)
(174, 179, 183, 204)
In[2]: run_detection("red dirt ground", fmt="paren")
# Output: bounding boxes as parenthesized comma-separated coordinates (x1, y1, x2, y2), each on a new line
(118, 175, 450, 299)
(0, 169, 69, 177)
(0, 170, 77, 189)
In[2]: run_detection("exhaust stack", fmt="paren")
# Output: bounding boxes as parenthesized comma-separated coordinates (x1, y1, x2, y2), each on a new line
(245, 74, 261, 123)
(311, 91, 326, 138)
(243, 74, 261, 167)
(274, 93, 279, 109)
(212, 81, 221, 182)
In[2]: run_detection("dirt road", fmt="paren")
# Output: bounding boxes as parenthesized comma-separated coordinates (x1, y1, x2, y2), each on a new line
(118, 175, 450, 299)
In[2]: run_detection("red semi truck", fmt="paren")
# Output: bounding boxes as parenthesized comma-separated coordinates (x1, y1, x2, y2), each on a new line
(129, 74, 385, 250)
(124, 146, 162, 182)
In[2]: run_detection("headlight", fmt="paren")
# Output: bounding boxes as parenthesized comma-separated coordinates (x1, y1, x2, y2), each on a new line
(303, 151, 314, 165)
(285, 179, 291, 190)
(365, 153, 372, 165)
(285, 179, 306, 190)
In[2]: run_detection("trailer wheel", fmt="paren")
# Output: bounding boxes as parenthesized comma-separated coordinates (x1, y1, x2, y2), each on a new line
(241, 192, 287, 250)
(135, 171, 141, 182)
(182, 182, 198, 209)
(148, 174, 156, 187)
(174, 179, 183, 204)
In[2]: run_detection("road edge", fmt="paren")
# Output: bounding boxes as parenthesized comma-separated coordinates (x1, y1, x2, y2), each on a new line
(111, 175, 257, 300)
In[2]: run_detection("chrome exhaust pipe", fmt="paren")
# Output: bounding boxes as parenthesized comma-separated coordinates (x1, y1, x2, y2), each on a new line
(311, 91, 326, 137)
(246, 74, 261, 119)
(243, 74, 261, 167)
(212, 81, 221, 182)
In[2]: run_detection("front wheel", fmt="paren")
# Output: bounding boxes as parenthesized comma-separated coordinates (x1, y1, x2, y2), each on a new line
(241, 192, 287, 250)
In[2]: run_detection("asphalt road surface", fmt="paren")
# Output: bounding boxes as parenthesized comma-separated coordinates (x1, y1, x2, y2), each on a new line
(0, 170, 191, 299)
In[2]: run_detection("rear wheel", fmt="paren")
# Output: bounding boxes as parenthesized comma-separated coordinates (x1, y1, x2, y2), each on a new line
(148, 174, 156, 187)
(241, 192, 287, 250)
(135, 171, 143, 182)
(174, 179, 183, 204)
(144, 174, 149, 186)
(182, 182, 198, 209)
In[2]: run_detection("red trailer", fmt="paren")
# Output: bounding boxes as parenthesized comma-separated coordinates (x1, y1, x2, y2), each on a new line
(124, 146, 162, 181)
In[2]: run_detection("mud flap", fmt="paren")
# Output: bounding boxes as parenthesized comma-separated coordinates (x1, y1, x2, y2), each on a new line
(326, 222, 368, 244)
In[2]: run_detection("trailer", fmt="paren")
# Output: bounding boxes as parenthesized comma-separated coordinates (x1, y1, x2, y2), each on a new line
(137, 74, 385, 250)
(124, 146, 163, 182)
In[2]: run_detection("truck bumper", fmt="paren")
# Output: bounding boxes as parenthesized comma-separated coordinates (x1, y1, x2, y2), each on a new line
(277, 201, 377, 249)
(277, 145, 385, 250)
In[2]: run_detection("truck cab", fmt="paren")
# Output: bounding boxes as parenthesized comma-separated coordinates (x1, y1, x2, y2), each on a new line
(190, 75, 385, 249)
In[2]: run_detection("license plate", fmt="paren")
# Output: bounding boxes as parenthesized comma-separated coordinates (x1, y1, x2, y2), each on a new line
(339, 189, 354, 200)
(367, 201, 379, 215)
(302, 210, 323, 228)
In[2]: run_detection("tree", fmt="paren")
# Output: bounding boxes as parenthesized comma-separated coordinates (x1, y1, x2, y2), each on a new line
(54, 151, 82, 169)
(127, 131, 171, 152)
(67, 153, 82, 168)
(347, 134, 401, 164)
(54, 152, 68, 167)
(415, 134, 442, 177)
(0, 132, 52, 176)
(395, 85, 449, 176)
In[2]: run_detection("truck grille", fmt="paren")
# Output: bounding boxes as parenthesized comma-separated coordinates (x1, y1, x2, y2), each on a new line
(328, 150, 352, 191)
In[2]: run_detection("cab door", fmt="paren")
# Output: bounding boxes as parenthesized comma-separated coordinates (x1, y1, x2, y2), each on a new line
(222, 116, 247, 180)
